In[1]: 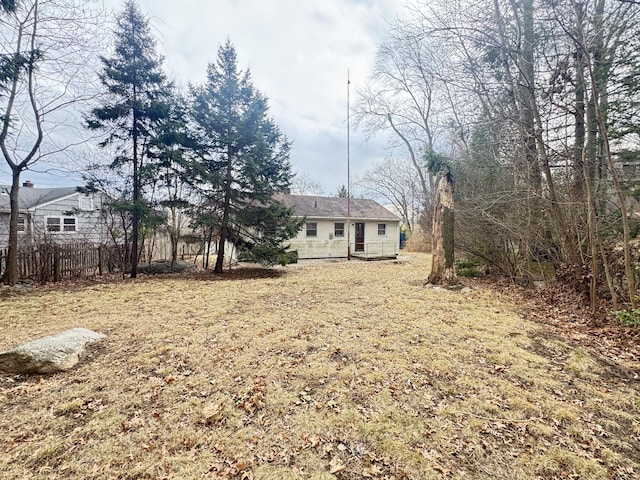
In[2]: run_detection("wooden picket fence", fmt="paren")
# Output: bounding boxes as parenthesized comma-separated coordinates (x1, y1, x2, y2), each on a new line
(0, 242, 123, 283)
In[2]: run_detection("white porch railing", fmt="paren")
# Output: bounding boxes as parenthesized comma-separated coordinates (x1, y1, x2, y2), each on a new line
(351, 242, 397, 258)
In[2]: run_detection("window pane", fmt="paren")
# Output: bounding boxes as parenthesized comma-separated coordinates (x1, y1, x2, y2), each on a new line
(63, 218, 76, 232)
(378, 223, 386, 235)
(47, 218, 61, 232)
(306, 222, 317, 237)
(17, 216, 25, 232)
(334, 222, 344, 237)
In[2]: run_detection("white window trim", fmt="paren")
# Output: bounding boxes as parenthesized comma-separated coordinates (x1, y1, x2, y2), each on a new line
(306, 221, 318, 237)
(45, 216, 78, 233)
(377, 223, 387, 236)
(17, 215, 27, 234)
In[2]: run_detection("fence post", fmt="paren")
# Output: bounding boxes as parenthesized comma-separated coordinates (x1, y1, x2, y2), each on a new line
(98, 245, 103, 276)
(53, 246, 61, 282)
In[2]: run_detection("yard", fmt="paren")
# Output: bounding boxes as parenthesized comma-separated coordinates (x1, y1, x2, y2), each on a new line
(1, 254, 639, 479)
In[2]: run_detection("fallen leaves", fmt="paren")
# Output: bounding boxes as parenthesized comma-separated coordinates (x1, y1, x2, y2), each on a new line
(487, 278, 640, 374)
(207, 456, 254, 480)
(235, 377, 266, 416)
(328, 456, 346, 474)
(201, 402, 227, 427)
(1, 255, 640, 480)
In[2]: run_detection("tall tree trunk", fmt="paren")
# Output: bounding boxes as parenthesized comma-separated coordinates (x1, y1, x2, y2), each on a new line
(170, 230, 179, 266)
(131, 85, 139, 279)
(215, 149, 233, 273)
(518, 0, 544, 268)
(1, 9, 43, 285)
(214, 221, 227, 274)
(3, 170, 21, 285)
(573, 0, 587, 199)
(590, 0, 607, 215)
(427, 172, 457, 285)
(519, 0, 541, 195)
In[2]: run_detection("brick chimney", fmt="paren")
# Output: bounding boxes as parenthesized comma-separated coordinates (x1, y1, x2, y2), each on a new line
(23, 180, 34, 188)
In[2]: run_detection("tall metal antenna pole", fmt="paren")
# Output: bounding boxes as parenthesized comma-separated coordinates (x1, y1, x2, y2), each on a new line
(347, 70, 351, 260)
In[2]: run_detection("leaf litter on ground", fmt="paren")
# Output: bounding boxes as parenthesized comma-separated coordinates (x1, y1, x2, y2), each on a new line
(0, 253, 639, 479)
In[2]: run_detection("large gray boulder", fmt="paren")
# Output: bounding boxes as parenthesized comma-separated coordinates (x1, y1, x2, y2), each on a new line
(0, 328, 106, 374)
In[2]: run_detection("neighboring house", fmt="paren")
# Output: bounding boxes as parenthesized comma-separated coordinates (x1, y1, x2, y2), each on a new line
(0, 181, 107, 248)
(274, 193, 400, 259)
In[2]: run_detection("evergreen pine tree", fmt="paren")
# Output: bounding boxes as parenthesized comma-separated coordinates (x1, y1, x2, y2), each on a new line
(189, 40, 301, 272)
(86, 0, 170, 278)
(0, 0, 19, 86)
(334, 184, 349, 197)
(0, 0, 16, 13)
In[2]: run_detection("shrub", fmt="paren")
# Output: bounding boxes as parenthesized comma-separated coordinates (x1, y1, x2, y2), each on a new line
(455, 257, 483, 277)
(612, 309, 640, 327)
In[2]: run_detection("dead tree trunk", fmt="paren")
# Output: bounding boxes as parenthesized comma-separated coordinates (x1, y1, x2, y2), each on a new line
(427, 172, 457, 285)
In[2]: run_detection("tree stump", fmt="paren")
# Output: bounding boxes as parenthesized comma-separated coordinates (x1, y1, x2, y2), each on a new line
(427, 171, 458, 285)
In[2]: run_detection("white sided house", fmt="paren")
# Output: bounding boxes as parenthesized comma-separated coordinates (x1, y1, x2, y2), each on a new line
(274, 193, 400, 259)
(0, 181, 106, 247)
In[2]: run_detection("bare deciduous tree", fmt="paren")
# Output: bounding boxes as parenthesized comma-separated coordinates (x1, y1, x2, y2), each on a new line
(1, 0, 103, 285)
(356, 157, 423, 232)
(355, 24, 450, 207)
(369, 0, 640, 306)
(291, 172, 323, 195)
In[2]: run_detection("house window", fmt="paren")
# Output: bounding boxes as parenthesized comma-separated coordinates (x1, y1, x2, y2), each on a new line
(63, 218, 77, 232)
(47, 217, 61, 232)
(378, 223, 387, 236)
(306, 222, 317, 237)
(46, 217, 76, 233)
(17, 215, 26, 232)
(334, 222, 344, 237)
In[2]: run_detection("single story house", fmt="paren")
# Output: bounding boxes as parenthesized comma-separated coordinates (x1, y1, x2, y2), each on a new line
(0, 181, 107, 247)
(274, 193, 400, 259)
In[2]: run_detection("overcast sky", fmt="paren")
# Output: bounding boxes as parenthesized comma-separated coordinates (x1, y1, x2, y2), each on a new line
(3, 0, 404, 194)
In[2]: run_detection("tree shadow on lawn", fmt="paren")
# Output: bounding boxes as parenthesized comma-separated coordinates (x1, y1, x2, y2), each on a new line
(0, 264, 287, 299)
(173, 266, 287, 282)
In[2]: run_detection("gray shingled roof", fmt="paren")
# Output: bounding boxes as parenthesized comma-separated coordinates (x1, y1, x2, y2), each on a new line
(273, 194, 399, 221)
(0, 185, 78, 213)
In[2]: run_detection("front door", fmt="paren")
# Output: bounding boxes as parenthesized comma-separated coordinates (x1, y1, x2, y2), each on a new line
(355, 222, 365, 252)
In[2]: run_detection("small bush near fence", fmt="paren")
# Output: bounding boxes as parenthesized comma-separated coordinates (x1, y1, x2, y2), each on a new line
(0, 242, 122, 284)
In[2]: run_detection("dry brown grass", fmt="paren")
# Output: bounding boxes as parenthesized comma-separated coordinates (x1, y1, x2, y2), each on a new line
(1, 253, 639, 480)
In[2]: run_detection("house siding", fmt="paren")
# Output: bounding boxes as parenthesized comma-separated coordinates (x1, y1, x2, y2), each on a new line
(288, 218, 348, 259)
(287, 218, 399, 259)
(34, 193, 106, 244)
(0, 213, 9, 245)
(0, 192, 106, 247)
(357, 220, 399, 258)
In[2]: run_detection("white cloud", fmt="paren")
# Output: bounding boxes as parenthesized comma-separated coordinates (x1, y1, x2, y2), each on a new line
(2, 0, 404, 193)
(133, 0, 403, 192)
